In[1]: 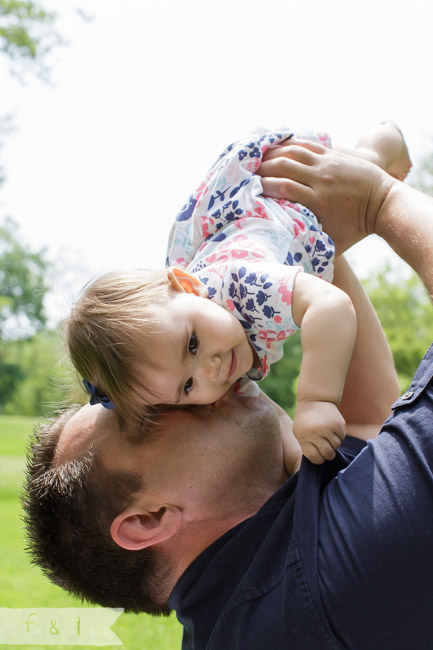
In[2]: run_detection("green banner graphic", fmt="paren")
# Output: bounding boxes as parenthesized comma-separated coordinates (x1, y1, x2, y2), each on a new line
(0, 608, 123, 645)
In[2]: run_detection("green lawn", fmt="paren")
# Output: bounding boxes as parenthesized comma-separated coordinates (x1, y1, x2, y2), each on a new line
(0, 414, 183, 649)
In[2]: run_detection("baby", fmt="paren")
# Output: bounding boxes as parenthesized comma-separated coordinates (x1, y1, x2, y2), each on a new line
(67, 122, 410, 473)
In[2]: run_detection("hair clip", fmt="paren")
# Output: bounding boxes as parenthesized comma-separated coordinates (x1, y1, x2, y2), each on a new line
(82, 379, 115, 410)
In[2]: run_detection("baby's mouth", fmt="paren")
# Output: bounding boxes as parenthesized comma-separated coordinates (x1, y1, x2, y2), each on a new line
(228, 349, 237, 380)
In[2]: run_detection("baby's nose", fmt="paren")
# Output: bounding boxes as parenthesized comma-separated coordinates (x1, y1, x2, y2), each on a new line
(200, 354, 221, 381)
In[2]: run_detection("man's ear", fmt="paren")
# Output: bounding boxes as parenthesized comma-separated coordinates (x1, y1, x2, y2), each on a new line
(110, 504, 183, 551)
(167, 267, 208, 298)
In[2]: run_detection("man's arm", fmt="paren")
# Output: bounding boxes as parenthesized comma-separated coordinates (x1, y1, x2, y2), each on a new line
(258, 147, 402, 438)
(261, 143, 433, 647)
(258, 140, 433, 298)
(332, 256, 400, 436)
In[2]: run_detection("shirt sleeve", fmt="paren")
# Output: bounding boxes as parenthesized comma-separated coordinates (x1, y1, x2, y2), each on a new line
(316, 346, 433, 649)
(196, 260, 303, 378)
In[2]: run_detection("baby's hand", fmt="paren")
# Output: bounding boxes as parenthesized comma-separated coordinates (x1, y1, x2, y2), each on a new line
(293, 400, 346, 464)
(280, 413, 302, 476)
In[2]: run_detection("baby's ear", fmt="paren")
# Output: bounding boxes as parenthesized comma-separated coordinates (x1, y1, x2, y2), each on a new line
(167, 267, 208, 298)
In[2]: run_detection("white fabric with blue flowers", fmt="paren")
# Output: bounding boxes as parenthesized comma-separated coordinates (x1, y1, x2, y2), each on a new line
(166, 126, 335, 386)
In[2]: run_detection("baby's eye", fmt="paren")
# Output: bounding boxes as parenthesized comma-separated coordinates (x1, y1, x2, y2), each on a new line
(188, 333, 198, 354)
(184, 377, 193, 395)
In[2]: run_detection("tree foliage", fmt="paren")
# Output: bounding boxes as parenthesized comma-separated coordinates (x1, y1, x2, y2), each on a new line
(0, 216, 48, 339)
(0, 217, 53, 410)
(262, 266, 433, 415)
(362, 267, 433, 391)
(0, 329, 74, 415)
(0, 0, 59, 78)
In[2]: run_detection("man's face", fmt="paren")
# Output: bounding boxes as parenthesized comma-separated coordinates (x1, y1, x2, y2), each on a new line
(102, 390, 287, 526)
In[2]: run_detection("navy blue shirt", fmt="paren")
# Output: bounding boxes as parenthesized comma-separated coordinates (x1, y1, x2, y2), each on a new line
(169, 345, 433, 649)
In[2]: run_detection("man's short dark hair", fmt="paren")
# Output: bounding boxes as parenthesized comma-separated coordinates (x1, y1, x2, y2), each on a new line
(22, 406, 171, 615)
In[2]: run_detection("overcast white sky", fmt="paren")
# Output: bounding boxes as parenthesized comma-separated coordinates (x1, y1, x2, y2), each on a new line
(1, 0, 432, 323)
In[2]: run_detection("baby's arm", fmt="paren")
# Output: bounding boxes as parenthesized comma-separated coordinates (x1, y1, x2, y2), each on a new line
(258, 389, 302, 476)
(291, 272, 357, 464)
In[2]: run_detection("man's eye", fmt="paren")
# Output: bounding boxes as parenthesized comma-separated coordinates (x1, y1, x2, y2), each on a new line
(189, 334, 198, 354)
(184, 377, 193, 395)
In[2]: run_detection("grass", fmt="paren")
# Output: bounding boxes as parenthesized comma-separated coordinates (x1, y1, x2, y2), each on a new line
(0, 414, 183, 649)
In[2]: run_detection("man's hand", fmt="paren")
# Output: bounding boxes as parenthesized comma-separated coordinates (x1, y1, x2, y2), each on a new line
(293, 400, 346, 464)
(257, 140, 396, 254)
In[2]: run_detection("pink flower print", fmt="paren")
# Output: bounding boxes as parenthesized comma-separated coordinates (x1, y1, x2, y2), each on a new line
(258, 329, 278, 350)
(293, 217, 307, 238)
(246, 202, 269, 220)
(234, 218, 247, 229)
(261, 145, 269, 155)
(226, 299, 235, 311)
(218, 240, 232, 251)
(278, 279, 293, 305)
(250, 248, 266, 259)
(276, 329, 295, 341)
(176, 258, 186, 266)
(233, 234, 247, 242)
(195, 181, 209, 204)
(231, 249, 248, 259)
(277, 199, 300, 212)
(274, 315, 282, 324)
(317, 131, 331, 147)
(246, 158, 260, 173)
(261, 355, 270, 376)
(200, 216, 213, 238)
(205, 253, 217, 264)
(217, 254, 229, 263)
(293, 218, 306, 233)
(309, 236, 315, 244)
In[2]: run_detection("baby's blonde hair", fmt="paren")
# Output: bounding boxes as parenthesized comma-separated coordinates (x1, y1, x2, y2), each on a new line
(66, 269, 174, 426)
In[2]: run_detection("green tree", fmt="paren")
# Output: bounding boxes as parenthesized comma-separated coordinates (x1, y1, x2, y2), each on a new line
(363, 267, 433, 391)
(0, 0, 61, 183)
(0, 2, 81, 414)
(0, 0, 59, 79)
(261, 266, 433, 415)
(0, 217, 51, 408)
(0, 216, 48, 339)
(1, 329, 75, 415)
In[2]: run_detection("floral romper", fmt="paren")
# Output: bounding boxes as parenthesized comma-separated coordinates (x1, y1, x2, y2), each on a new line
(166, 126, 335, 392)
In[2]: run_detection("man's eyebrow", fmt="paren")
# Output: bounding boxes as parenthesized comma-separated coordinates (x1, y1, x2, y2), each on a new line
(174, 328, 189, 404)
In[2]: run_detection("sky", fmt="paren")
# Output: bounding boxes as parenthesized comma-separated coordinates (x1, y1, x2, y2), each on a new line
(1, 0, 433, 323)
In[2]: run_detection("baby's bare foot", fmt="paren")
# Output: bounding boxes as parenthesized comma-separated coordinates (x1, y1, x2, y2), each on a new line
(355, 121, 412, 181)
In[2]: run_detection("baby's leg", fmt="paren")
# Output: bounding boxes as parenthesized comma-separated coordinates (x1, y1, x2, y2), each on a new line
(335, 122, 412, 181)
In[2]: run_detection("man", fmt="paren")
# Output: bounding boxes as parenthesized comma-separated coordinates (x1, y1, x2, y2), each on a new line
(24, 146, 433, 649)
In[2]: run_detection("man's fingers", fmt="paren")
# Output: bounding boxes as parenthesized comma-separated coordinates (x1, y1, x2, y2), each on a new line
(262, 139, 326, 163)
(258, 142, 327, 206)
(260, 176, 315, 206)
(258, 155, 310, 179)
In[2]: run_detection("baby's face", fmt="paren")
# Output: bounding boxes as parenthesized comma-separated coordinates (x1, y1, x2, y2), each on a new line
(139, 292, 254, 406)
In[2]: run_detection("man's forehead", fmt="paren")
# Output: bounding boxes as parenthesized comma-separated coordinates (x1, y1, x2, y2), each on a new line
(53, 404, 119, 465)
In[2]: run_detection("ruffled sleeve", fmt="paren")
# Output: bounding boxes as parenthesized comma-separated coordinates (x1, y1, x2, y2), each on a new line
(195, 260, 303, 379)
